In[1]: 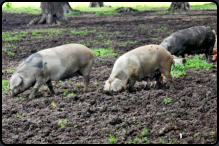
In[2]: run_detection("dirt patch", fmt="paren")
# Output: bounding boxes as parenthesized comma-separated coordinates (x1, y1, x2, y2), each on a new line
(2, 9, 217, 144)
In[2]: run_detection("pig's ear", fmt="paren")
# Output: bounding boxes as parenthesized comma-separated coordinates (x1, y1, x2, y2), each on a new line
(12, 75, 23, 87)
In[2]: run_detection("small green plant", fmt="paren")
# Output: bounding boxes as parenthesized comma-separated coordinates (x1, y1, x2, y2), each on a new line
(77, 82, 81, 88)
(205, 95, 211, 99)
(141, 128, 148, 135)
(63, 90, 69, 95)
(67, 93, 76, 97)
(16, 96, 25, 101)
(108, 134, 116, 144)
(141, 122, 147, 126)
(32, 32, 40, 36)
(128, 139, 132, 144)
(211, 131, 215, 134)
(164, 97, 172, 104)
(134, 137, 139, 142)
(194, 132, 201, 137)
(50, 101, 56, 106)
(7, 51, 14, 56)
(142, 137, 149, 142)
(104, 39, 112, 45)
(17, 113, 21, 118)
(58, 119, 64, 128)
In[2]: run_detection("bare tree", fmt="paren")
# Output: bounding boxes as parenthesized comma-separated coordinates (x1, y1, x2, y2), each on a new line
(28, 2, 77, 26)
(89, 2, 105, 7)
(168, 2, 192, 12)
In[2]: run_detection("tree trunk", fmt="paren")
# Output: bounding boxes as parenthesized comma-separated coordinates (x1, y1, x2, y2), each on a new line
(89, 2, 105, 7)
(168, 2, 192, 12)
(28, 2, 74, 26)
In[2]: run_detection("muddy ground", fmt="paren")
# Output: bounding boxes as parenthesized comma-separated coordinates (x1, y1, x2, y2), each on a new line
(2, 9, 217, 144)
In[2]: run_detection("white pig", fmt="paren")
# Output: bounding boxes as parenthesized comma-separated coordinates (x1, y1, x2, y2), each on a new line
(104, 44, 175, 92)
(9, 44, 94, 98)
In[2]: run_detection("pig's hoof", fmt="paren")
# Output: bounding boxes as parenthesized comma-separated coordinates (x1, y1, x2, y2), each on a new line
(29, 95, 35, 99)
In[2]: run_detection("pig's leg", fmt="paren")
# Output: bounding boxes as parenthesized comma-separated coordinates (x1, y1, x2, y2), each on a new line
(29, 80, 44, 99)
(128, 78, 136, 92)
(160, 70, 174, 90)
(155, 74, 162, 89)
(46, 81, 55, 95)
(82, 74, 90, 92)
(80, 68, 91, 92)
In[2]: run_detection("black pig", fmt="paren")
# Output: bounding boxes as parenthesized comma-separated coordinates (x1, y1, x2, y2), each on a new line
(160, 26, 216, 62)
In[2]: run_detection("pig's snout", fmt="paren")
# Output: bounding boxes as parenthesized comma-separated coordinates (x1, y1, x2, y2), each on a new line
(11, 88, 19, 97)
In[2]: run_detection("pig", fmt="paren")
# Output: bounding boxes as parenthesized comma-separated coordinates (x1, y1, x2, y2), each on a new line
(104, 44, 175, 92)
(159, 26, 216, 63)
(9, 44, 94, 99)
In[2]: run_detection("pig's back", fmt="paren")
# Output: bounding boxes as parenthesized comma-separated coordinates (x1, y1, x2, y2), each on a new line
(38, 44, 94, 80)
(39, 44, 94, 67)
(125, 44, 171, 62)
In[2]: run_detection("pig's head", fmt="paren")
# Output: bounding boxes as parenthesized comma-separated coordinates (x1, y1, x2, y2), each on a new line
(104, 78, 123, 92)
(9, 74, 24, 97)
(9, 71, 35, 97)
(160, 36, 176, 54)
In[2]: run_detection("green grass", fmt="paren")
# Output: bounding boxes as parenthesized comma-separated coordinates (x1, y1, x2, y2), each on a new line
(2, 31, 28, 41)
(191, 3, 217, 9)
(6, 69, 15, 72)
(66, 11, 80, 16)
(156, 3, 216, 13)
(91, 48, 117, 56)
(70, 28, 96, 35)
(2, 6, 41, 14)
(119, 41, 135, 46)
(171, 54, 215, 77)
(2, 28, 66, 42)
(2, 80, 9, 91)
(2, 2, 213, 14)
(95, 10, 116, 15)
